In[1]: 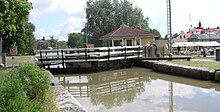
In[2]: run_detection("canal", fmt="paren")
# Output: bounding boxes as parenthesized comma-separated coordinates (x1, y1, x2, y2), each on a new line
(55, 67, 220, 112)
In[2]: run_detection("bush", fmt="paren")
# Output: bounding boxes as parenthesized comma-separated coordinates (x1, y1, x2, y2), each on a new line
(0, 63, 54, 112)
(0, 73, 24, 112)
(15, 63, 50, 100)
(7, 96, 43, 112)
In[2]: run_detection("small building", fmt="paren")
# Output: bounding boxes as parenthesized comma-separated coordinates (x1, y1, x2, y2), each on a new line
(173, 32, 191, 42)
(187, 34, 220, 42)
(99, 26, 158, 47)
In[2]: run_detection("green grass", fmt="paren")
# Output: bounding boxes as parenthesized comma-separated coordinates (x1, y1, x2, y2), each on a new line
(7, 56, 33, 66)
(167, 61, 220, 70)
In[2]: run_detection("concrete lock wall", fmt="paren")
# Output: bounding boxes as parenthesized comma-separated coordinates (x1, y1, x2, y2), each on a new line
(135, 61, 215, 81)
(216, 48, 220, 61)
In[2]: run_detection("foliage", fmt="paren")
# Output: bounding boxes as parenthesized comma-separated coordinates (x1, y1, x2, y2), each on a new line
(67, 32, 84, 48)
(0, 0, 33, 54)
(83, 0, 150, 46)
(0, 63, 55, 112)
(15, 64, 50, 100)
(58, 41, 68, 49)
(173, 33, 179, 38)
(150, 29, 161, 40)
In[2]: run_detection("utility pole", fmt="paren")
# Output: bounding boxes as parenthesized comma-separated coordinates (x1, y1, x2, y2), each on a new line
(85, 23, 88, 45)
(167, 0, 172, 54)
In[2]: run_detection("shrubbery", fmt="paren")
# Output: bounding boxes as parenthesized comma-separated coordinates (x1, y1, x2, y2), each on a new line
(0, 63, 53, 112)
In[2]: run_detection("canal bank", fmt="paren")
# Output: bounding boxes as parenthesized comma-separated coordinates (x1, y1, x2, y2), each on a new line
(134, 60, 220, 82)
(48, 72, 87, 112)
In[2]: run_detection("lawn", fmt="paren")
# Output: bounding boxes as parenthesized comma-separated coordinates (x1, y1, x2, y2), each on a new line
(167, 60, 220, 70)
(7, 55, 33, 66)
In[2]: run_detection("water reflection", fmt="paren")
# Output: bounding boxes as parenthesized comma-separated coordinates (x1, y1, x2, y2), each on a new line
(57, 69, 150, 109)
(55, 67, 220, 112)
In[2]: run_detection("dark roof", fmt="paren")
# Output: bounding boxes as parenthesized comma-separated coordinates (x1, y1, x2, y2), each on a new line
(189, 34, 220, 40)
(100, 27, 158, 39)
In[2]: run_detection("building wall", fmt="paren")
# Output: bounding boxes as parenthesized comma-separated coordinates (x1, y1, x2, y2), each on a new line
(140, 37, 155, 46)
(174, 33, 189, 42)
(101, 36, 155, 47)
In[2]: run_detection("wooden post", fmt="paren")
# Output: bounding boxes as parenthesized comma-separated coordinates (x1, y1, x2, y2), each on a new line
(163, 46, 165, 58)
(144, 46, 147, 58)
(85, 48, 87, 62)
(107, 47, 110, 70)
(40, 51, 43, 65)
(57, 50, 59, 59)
(124, 47, 127, 59)
(138, 46, 140, 58)
(61, 50, 64, 68)
(45, 51, 48, 60)
(2, 53, 7, 67)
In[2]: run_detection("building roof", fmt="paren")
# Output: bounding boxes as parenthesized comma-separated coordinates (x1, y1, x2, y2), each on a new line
(100, 27, 158, 39)
(188, 34, 220, 40)
(172, 41, 220, 47)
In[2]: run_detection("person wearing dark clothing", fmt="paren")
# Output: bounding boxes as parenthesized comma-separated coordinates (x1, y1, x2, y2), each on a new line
(177, 46, 181, 54)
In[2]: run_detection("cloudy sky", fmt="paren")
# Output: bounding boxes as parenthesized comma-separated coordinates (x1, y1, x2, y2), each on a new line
(29, 0, 220, 41)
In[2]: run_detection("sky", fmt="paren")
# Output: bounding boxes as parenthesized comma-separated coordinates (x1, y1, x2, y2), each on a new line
(29, 0, 220, 41)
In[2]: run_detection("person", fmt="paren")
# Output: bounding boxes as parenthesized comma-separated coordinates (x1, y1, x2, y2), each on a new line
(146, 41, 151, 57)
(177, 45, 181, 55)
(153, 42, 157, 55)
(203, 47, 206, 57)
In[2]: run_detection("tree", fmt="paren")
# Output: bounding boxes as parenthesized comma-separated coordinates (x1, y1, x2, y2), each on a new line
(58, 41, 68, 49)
(173, 33, 179, 38)
(150, 29, 162, 40)
(67, 33, 84, 48)
(23, 22, 35, 54)
(83, 0, 150, 46)
(0, 0, 32, 54)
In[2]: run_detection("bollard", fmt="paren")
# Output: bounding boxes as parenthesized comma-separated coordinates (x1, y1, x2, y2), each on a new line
(2, 53, 7, 67)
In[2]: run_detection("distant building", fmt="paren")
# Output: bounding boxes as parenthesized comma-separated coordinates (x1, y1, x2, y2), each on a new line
(100, 26, 158, 47)
(174, 21, 220, 42)
(174, 32, 191, 42)
(187, 34, 220, 42)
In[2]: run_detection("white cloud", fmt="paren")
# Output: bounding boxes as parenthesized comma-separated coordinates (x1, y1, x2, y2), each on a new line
(29, 0, 220, 40)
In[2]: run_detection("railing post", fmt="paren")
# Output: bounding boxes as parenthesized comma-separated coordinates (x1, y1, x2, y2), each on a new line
(85, 48, 87, 62)
(144, 46, 147, 58)
(2, 53, 7, 67)
(138, 46, 140, 58)
(45, 51, 48, 60)
(107, 47, 110, 70)
(40, 51, 43, 65)
(61, 50, 64, 68)
(124, 47, 127, 59)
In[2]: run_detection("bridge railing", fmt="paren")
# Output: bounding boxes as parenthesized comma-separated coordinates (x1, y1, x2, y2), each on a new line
(35, 46, 143, 66)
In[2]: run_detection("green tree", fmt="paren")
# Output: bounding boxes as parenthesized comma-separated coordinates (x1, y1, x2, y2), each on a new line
(83, 0, 150, 46)
(173, 33, 179, 38)
(24, 22, 35, 54)
(150, 29, 161, 40)
(58, 41, 68, 49)
(0, 0, 32, 53)
(67, 33, 84, 48)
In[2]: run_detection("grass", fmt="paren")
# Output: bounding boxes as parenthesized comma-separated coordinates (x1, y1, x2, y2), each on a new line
(7, 55, 33, 66)
(167, 61, 220, 70)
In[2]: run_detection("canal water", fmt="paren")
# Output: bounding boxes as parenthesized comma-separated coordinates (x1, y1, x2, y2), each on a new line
(55, 67, 220, 112)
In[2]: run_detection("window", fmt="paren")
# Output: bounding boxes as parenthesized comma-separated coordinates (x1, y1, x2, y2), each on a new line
(184, 35, 186, 38)
(126, 39, 132, 46)
(113, 40, 122, 46)
(180, 36, 182, 38)
(135, 39, 141, 46)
